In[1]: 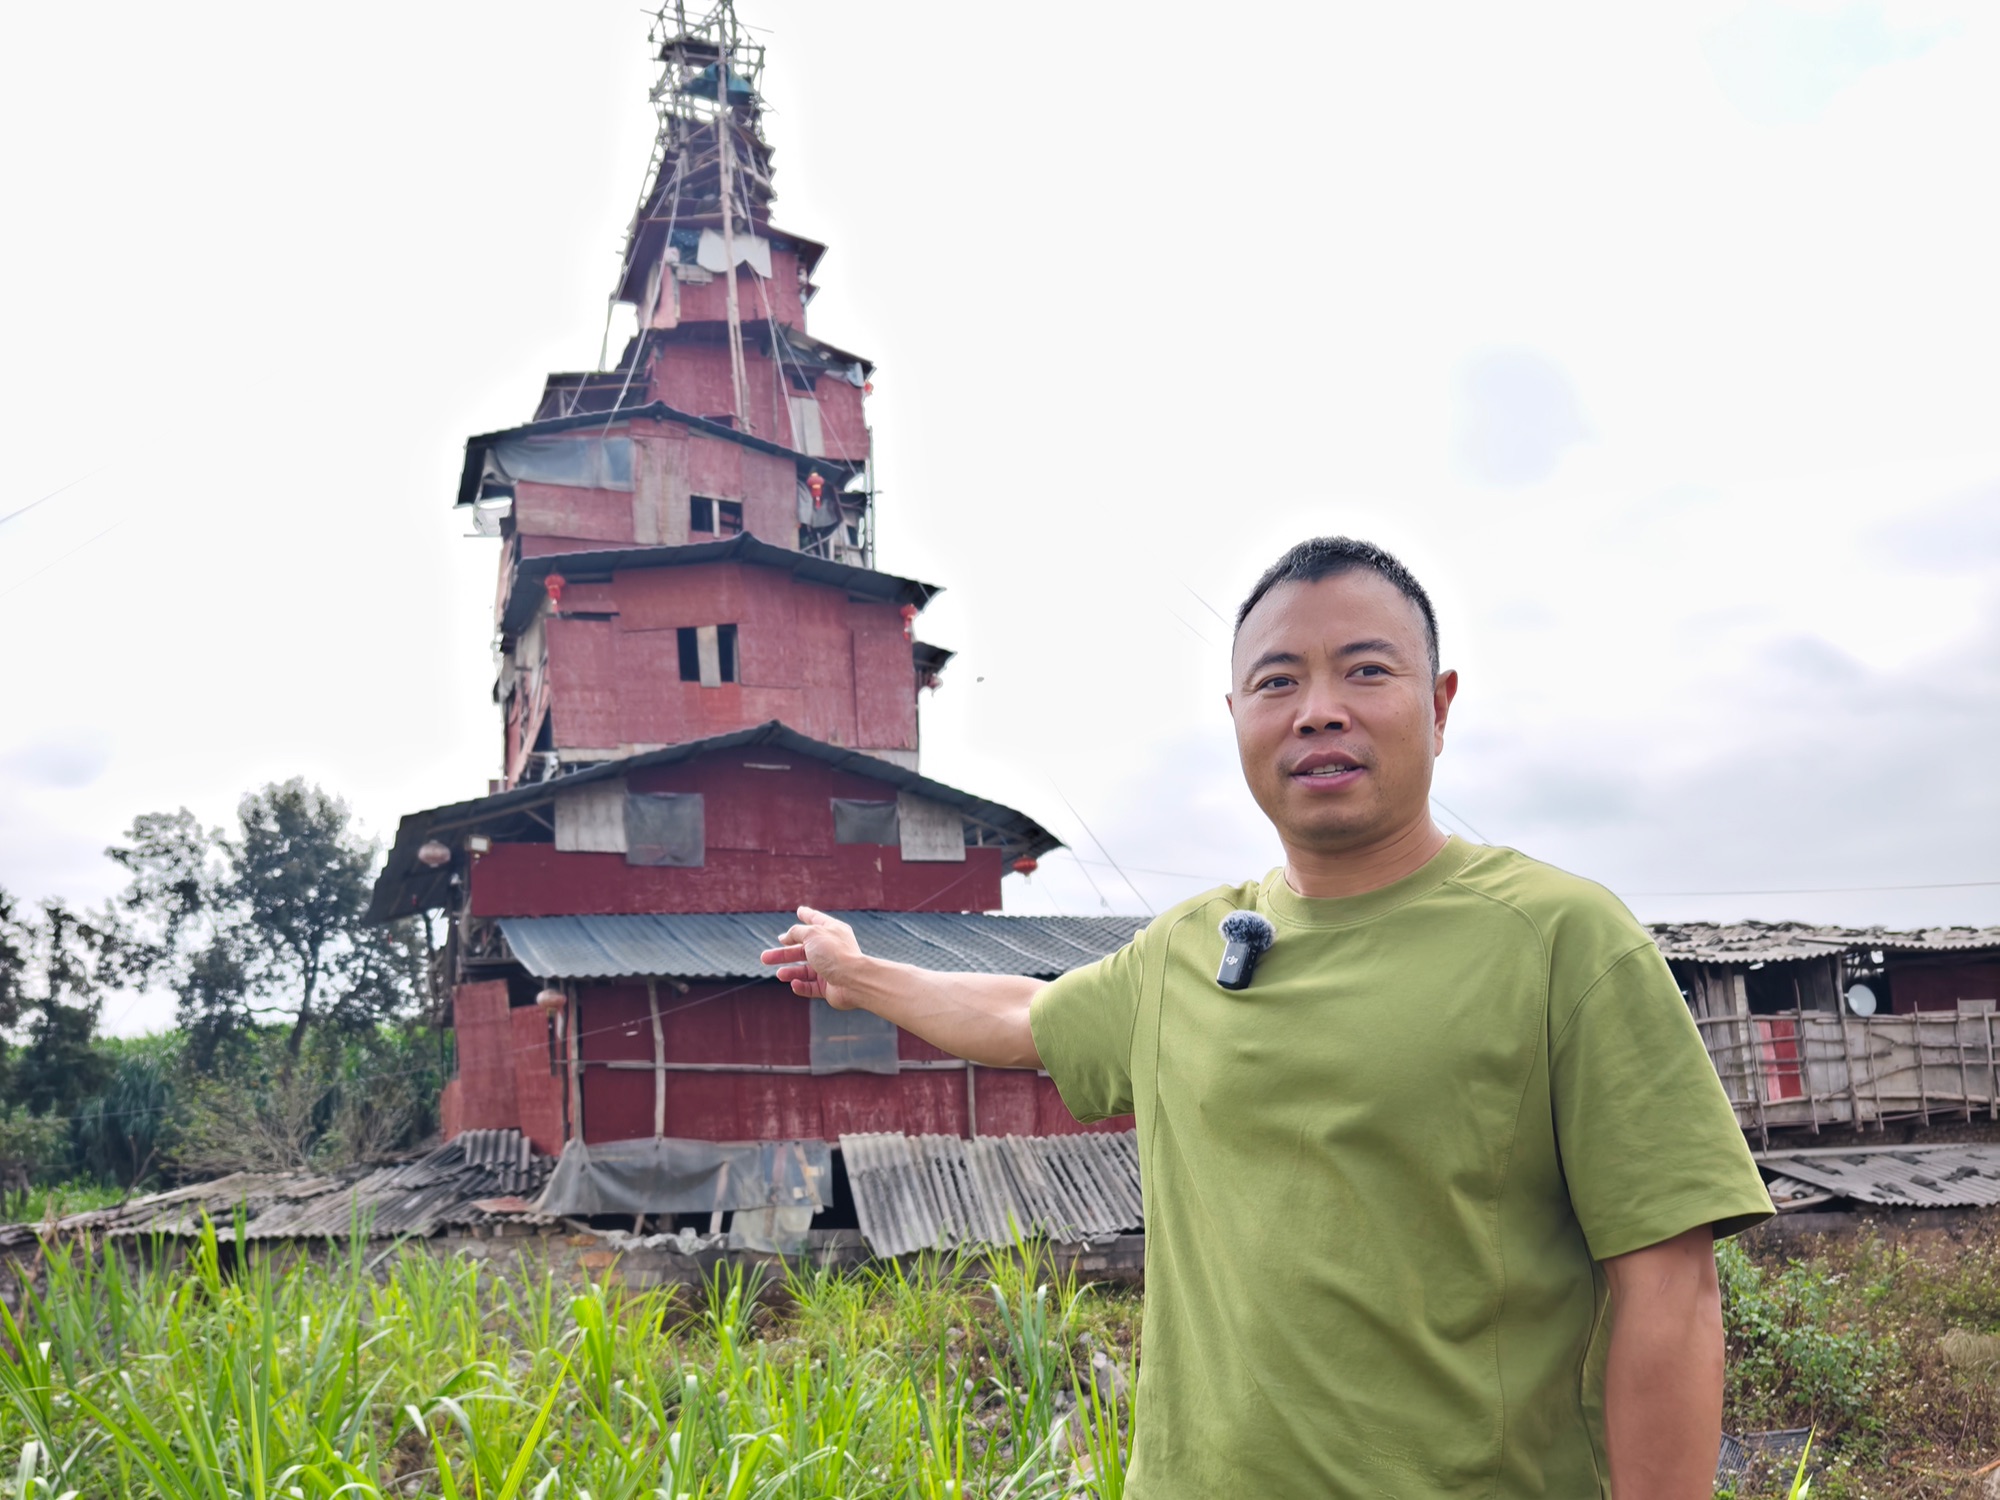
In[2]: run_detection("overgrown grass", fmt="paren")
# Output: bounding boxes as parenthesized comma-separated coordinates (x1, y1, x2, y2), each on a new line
(0, 1219, 1137, 1498)
(10, 1217, 1998, 1498)
(1723, 1226, 2000, 1499)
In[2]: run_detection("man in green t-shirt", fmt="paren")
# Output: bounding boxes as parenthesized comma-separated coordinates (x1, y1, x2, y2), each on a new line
(763, 536, 1772, 1499)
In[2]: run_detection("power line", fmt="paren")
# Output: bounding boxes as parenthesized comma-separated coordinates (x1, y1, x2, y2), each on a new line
(0, 519, 126, 601)
(1430, 797, 1491, 844)
(1048, 784, 1154, 918)
(0, 467, 107, 531)
(1179, 579, 1229, 627)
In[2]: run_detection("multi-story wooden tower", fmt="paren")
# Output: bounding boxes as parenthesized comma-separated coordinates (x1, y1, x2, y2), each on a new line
(369, 3, 1136, 1242)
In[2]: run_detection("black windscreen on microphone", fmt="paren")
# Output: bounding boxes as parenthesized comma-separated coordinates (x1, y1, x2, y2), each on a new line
(1215, 910, 1276, 991)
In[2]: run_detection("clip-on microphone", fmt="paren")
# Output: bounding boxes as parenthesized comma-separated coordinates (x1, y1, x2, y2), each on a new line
(1215, 911, 1276, 991)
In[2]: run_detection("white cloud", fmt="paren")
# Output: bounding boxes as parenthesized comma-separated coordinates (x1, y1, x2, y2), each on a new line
(1704, 1, 1960, 124)
(1, 0, 1996, 1007)
(0, 732, 112, 790)
(1455, 349, 1592, 486)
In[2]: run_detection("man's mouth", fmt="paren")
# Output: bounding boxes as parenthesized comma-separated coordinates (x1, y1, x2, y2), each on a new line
(1288, 753, 1364, 785)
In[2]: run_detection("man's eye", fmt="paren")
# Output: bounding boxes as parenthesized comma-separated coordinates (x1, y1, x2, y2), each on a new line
(1353, 665, 1387, 678)
(1258, 675, 1295, 691)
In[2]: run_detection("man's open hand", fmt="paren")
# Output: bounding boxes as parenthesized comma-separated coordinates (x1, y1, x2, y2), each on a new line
(760, 906, 867, 1007)
(761, 907, 1045, 1067)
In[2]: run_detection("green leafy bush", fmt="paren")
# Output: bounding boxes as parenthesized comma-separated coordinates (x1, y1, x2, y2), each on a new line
(1718, 1238, 1887, 1432)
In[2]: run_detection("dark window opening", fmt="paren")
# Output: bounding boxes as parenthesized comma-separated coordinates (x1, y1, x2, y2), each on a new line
(677, 624, 739, 684)
(831, 798, 899, 845)
(690, 496, 744, 536)
(625, 792, 705, 867)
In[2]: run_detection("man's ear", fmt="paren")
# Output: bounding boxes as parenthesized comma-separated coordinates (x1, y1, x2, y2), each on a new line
(1432, 669, 1460, 751)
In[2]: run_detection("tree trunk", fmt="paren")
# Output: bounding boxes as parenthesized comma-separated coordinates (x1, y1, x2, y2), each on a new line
(282, 954, 319, 1069)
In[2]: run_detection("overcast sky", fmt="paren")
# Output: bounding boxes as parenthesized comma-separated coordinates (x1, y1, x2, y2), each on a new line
(4, 0, 1995, 1034)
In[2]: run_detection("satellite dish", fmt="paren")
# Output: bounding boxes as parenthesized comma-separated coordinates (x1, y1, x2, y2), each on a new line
(1845, 983, 1878, 1018)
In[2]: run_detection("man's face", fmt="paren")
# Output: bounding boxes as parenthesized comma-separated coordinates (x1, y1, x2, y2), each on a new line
(1227, 571, 1458, 857)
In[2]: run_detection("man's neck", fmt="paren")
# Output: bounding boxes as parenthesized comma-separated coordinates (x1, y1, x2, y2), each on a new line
(1282, 818, 1452, 900)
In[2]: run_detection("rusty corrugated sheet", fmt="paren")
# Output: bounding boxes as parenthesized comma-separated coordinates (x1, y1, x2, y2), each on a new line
(1651, 921, 2000, 966)
(841, 1131, 1142, 1257)
(39, 1130, 555, 1243)
(1756, 1144, 2000, 1208)
(500, 911, 1134, 981)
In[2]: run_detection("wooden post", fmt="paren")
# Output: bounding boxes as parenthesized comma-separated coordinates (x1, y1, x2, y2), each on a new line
(1957, 1007, 1975, 1121)
(709, 1159, 730, 1237)
(1837, 1007, 1865, 1127)
(1916, 1015, 1931, 1123)
(714, 35, 750, 433)
(648, 979, 667, 1137)
(966, 1063, 980, 1139)
(567, 985, 584, 1144)
(1869, 1017, 1887, 1131)
(1987, 1009, 1997, 1121)
(1808, 1016, 1824, 1136)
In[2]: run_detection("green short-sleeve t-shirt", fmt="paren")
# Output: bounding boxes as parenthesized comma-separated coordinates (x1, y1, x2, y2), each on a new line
(1029, 838, 1772, 1500)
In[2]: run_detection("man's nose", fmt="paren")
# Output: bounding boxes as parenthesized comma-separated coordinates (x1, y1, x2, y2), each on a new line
(1292, 681, 1349, 735)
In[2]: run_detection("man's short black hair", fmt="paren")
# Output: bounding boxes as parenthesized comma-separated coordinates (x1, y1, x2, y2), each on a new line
(1234, 536, 1441, 677)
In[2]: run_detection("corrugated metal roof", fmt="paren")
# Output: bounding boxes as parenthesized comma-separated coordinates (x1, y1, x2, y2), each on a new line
(499, 911, 1136, 981)
(1755, 1144, 2000, 1208)
(366, 722, 1070, 924)
(36, 1130, 555, 1243)
(841, 1131, 1143, 1258)
(1651, 921, 2000, 966)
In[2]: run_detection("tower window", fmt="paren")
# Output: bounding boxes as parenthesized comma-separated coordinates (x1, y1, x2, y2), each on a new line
(677, 624, 738, 685)
(690, 496, 743, 536)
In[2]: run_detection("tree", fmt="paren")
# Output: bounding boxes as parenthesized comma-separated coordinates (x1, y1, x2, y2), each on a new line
(0, 890, 124, 1120)
(72, 1033, 182, 1188)
(109, 779, 425, 1069)
(231, 781, 390, 1058)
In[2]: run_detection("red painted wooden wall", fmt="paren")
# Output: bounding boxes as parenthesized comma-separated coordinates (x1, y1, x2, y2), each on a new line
(571, 980, 1127, 1144)
(449, 981, 521, 1131)
(507, 420, 803, 554)
(470, 752, 1004, 918)
(529, 565, 918, 756)
(511, 1006, 566, 1157)
(1889, 960, 2000, 1013)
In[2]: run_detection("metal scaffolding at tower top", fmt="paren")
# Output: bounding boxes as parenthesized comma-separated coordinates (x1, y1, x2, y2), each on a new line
(612, 1, 773, 432)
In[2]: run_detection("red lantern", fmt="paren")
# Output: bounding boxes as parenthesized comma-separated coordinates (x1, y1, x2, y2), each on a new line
(863, 381, 874, 396)
(544, 573, 567, 611)
(535, 986, 568, 1012)
(416, 839, 451, 869)
(806, 472, 825, 503)
(1012, 857, 1039, 876)
(899, 603, 917, 640)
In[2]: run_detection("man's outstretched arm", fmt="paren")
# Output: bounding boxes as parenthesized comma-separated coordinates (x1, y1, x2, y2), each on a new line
(1602, 1224, 1726, 1500)
(760, 907, 1045, 1068)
